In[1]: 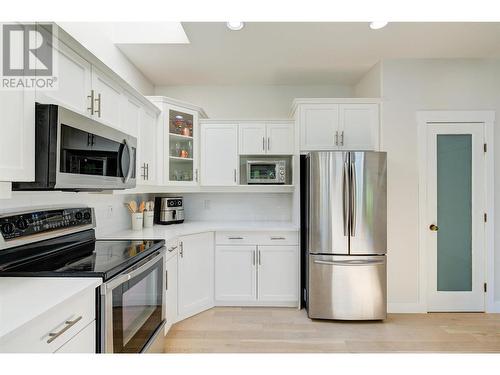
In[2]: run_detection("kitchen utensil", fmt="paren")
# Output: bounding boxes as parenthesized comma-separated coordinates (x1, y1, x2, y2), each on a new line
(129, 200, 138, 213)
(139, 201, 145, 213)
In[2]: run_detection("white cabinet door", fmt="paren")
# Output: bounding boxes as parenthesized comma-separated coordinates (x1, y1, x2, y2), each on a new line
(266, 123, 294, 155)
(299, 104, 339, 150)
(55, 321, 96, 353)
(138, 108, 157, 185)
(200, 124, 238, 186)
(339, 104, 379, 150)
(0, 90, 35, 181)
(239, 123, 266, 155)
(121, 92, 141, 137)
(165, 251, 178, 326)
(91, 67, 123, 129)
(258, 245, 299, 302)
(36, 41, 92, 116)
(215, 246, 257, 302)
(177, 232, 214, 319)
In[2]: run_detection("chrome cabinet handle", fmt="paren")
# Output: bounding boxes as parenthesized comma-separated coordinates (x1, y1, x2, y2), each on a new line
(141, 163, 147, 180)
(47, 316, 83, 344)
(258, 250, 262, 266)
(334, 131, 339, 146)
(87, 90, 95, 115)
(340, 131, 344, 146)
(262, 137, 266, 151)
(234, 169, 237, 183)
(267, 137, 271, 151)
(94, 93, 102, 118)
(270, 236, 286, 240)
(195, 169, 198, 182)
(168, 245, 178, 252)
(146, 163, 149, 181)
(228, 236, 244, 240)
(179, 241, 183, 258)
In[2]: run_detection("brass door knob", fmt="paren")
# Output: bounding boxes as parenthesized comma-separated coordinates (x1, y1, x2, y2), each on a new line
(429, 224, 439, 232)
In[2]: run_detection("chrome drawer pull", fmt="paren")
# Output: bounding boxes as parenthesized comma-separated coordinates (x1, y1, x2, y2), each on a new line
(228, 237, 244, 240)
(47, 316, 83, 344)
(270, 236, 286, 240)
(168, 245, 178, 252)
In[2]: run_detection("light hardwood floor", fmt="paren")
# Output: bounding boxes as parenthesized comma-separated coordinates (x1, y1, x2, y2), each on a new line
(164, 307, 500, 353)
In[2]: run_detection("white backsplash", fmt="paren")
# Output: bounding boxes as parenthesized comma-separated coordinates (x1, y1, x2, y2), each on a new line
(0, 191, 151, 237)
(181, 193, 293, 222)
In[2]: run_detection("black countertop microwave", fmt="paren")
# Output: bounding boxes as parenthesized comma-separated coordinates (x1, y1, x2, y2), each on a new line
(13, 103, 137, 191)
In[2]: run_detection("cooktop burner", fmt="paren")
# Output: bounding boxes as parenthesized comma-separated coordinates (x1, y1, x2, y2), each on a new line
(0, 238, 163, 280)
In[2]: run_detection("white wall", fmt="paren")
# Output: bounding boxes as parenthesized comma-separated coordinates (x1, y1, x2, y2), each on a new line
(1, 192, 150, 237)
(57, 22, 154, 95)
(154, 84, 354, 118)
(180, 193, 293, 222)
(381, 59, 500, 310)
(354, 62, 382, 97)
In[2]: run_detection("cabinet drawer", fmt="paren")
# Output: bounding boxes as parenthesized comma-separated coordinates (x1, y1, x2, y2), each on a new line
(55, 321, 96, 353)
(216, 231, 298, 245)
(0, 287, 95, 353)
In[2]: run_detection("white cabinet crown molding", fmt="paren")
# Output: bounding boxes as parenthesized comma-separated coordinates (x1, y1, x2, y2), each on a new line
(147, 96, 207, 118)
(290, 97, 382, 118)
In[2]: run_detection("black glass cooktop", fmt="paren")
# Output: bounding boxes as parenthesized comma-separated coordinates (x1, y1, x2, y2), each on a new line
(0, 230, 165, 280)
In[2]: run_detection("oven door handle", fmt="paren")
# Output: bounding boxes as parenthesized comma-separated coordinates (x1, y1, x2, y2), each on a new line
(105, 249, 165, 292)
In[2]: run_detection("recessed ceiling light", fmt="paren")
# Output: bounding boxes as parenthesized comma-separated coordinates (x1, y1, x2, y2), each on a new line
(227, 22, 244, 31)
(369, 21, 388, 30)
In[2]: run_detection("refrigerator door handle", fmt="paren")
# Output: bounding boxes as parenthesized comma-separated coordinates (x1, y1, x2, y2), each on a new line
(342, 159, 349, 236)
(313, 259, 385, 266)
(349, 160, 357, 237)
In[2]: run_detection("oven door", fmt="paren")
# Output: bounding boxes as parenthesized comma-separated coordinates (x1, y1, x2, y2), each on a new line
(246, 161, 280, 184)
(56, 106, 137, 190)
(103, 249, 166, 353)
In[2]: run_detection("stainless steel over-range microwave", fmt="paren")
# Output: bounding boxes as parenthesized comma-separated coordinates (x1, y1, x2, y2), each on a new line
(13, 103, 137, 191)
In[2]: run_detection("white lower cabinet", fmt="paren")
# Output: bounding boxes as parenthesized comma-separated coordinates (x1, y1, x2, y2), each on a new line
(165, 247, 178, 329)
(215, 245, 257, 302)
(0, 287, 96, 353)
(258, 245, 299, 302)
(177, 232, 214, 319)
(55, 321, 96, 353)
(214, 232, 299, 306)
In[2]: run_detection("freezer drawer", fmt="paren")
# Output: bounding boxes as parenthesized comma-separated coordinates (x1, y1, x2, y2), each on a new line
(307, 254, 386, 320)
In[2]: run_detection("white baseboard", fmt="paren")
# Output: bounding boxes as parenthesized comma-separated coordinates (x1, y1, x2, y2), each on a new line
(387, 302, 427, 313)
(486, 300, 500, 313)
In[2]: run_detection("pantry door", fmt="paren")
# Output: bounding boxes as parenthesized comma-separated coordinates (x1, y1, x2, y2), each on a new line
(426, 123, 485, 312)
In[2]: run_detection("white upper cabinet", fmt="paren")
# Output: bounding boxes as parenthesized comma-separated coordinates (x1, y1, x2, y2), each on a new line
(201, 124, 239, 186)
(295, 100, 380, 151)
(91, 66, 123, 129)
(36, 41, 92, 116)
(137, 108, 158, 185)
(121, 91, 141, 137)
(339, 104, 379, 150)
(0, 90, 35, 182)
(266, 123, 294, 154)
(239, 122, 294, 155)
(239, 123, 267, 155)
(299, 104, 340, 150)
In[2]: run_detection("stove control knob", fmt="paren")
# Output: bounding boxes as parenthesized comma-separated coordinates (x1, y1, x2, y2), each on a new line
(16, 218, 29, 230)
(83, 212, 91, 220)
(1, 222, 15, 235)
(75, 212, 83, 221)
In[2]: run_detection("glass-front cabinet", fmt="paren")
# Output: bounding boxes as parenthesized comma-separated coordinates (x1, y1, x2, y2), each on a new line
(147, 96, 205, 186)
(168, 108, 196, 183)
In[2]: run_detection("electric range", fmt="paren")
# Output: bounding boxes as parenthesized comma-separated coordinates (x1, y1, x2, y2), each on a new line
(0, 206, 166, 353)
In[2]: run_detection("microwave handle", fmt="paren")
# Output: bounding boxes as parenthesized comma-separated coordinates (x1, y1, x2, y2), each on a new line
(120, 139, 133, 183)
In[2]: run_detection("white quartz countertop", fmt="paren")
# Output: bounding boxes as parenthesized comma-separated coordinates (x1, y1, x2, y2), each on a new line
(101, 221, 299, 241)
(0, 277, 102, 337)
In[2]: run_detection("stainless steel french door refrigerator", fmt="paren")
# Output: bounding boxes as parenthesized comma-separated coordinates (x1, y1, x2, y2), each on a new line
(301, 151, 387, 320)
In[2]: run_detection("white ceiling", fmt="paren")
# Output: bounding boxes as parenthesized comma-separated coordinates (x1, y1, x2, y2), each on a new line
(116, 22, 500, 86)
